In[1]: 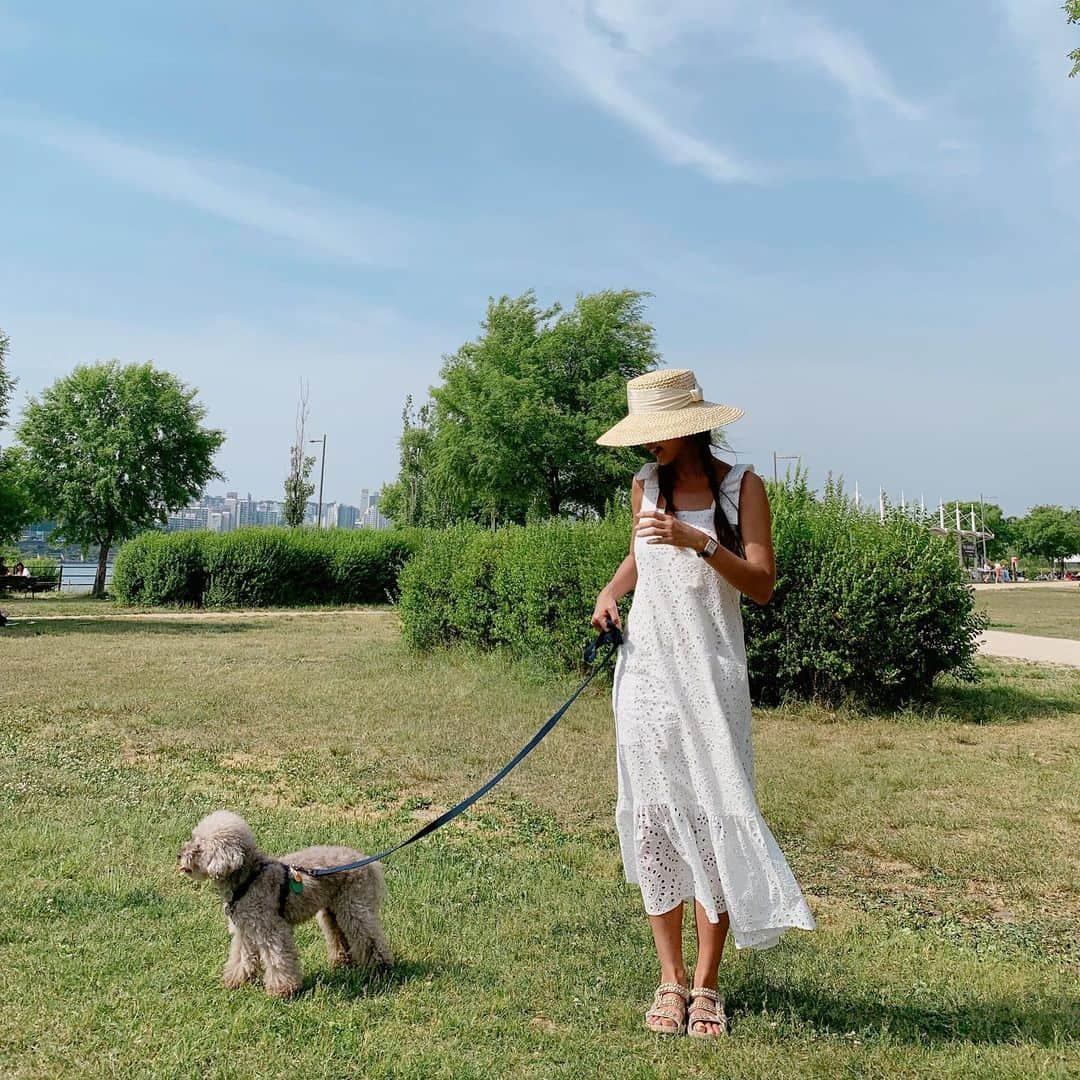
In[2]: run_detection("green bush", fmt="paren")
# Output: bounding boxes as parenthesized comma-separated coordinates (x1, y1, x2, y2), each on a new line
(742, 478, 983, 707)
(29, 558, 59, 583)
(112, 527, 422, 608)
(398, 477, 983, 707)
(112, 531, 207, 605)
(399, 511, 632, 672)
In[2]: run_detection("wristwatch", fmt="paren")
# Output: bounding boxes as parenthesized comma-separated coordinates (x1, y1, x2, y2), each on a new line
(697, 536, 718, 559)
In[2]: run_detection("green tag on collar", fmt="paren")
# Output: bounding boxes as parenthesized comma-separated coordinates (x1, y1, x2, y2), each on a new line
(289, 873, 304, 895)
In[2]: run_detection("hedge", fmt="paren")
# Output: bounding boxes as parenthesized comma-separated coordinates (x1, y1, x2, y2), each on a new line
(398, 478, 984, 708)
(112, 527, 422, 607)
(112, 482, 984, 707)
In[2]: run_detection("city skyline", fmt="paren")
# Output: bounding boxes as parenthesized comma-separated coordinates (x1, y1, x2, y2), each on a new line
(165, 487, 389, 534)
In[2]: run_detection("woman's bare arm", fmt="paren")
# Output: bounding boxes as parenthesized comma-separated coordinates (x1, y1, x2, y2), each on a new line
(591, 477, 641, 629)
(697, 471, 775, 604)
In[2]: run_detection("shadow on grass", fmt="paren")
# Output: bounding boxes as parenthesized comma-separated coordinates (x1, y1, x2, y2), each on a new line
(304, 955, 470, 999)
(927, 668, 1079, 725)
(733, 973, 1077, 1046)
(0, 618, 260, 637)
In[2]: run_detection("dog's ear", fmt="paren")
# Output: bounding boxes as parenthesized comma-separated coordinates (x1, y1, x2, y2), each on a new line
(204, 835, 245, 879)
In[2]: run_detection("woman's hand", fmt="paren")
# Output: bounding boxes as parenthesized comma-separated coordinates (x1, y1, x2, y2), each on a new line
(634, 509, 707, 552)
(591, 588, 622, 631)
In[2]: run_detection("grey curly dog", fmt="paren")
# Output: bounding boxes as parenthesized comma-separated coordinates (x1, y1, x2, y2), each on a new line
(178, 810, 391, 998)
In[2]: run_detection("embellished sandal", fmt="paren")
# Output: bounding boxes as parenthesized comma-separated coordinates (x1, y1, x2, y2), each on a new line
(644, 982, 690, 1035)
(687, 986, 728, 1038)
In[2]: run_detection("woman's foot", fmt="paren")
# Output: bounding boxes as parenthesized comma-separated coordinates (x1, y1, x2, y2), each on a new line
(644, 982, 690, 1035)
(687, 986, 727, 1038)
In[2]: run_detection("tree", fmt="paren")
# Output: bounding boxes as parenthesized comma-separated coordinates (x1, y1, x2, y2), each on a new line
(283, 380, 315, 528)
(379, 395, 456, 528)
(390, 289, 658, 528)
(18, 360, 224, 596)
(1068, 0, 1080, 77)
(0, 328, 33, 544)
(0, 327, 12, 428)
(1015, 504, 1080, 574)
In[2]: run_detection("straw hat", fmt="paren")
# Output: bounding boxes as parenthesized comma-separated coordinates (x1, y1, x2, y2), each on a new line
(595, 368, 744, 446)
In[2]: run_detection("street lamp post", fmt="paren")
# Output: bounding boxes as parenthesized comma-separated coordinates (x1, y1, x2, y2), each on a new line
(979, 492, 996, 568)
(773, 451, 799, 484)
(310, 434, 326, 528)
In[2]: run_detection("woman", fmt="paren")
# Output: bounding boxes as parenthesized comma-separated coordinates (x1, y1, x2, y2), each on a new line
(592, 368, 815, 1039)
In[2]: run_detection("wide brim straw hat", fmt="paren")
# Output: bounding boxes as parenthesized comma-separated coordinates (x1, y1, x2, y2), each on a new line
(595, 368, 744, 446)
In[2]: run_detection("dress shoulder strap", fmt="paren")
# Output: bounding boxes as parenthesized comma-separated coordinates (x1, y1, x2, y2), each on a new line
(718, 463, 754, 521)
(633, 461, 660, 510)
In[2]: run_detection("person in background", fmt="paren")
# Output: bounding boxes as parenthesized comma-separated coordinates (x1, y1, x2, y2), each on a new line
(0, 557, 8, 577)
(13, 561, 30, 577)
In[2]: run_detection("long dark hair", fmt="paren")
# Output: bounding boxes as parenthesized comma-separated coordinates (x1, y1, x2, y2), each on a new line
(656, 430, 744, 557)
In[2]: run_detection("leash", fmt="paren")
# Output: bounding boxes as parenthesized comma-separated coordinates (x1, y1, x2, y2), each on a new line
(290, 618, 623, 885)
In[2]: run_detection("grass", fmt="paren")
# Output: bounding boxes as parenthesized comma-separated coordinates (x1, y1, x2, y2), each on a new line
(1, 609, 1077, 1078)
(976, 586, 1080, 641)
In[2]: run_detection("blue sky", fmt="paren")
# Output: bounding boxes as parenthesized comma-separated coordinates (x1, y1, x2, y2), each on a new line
(1, 1, 1077, 516)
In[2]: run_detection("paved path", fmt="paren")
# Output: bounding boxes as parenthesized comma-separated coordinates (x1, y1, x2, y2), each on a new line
(972, 581, 1079, 592)
(978, 630, 1080, 668)
(2, 608, 392, 623)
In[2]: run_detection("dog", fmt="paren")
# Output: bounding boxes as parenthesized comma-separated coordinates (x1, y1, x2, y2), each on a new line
(178, 810, 391, 998)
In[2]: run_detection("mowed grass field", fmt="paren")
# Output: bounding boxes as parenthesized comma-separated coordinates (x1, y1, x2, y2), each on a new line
(1, 602, 1077, 1079)
(976, 586, 1080, 641)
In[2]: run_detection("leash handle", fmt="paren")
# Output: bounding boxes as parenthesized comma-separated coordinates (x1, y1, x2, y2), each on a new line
(300, 620, 622, 880)
(584, 615, 623, 664)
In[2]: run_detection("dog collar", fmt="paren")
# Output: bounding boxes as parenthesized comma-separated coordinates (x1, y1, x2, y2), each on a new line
(225, 857, 273, 914)
(225, 859, 297, 919)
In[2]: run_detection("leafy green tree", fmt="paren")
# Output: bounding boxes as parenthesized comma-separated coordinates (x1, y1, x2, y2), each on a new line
(18, 361, 224, 596)
(0, 328, 33, 544)
(1015, 504, 1080, 574)
(392, 289, 658, 528)
(283, 380, 315, 528)
(0, 327, 12, 428)
(1068, 0, 1080, 77)
(379, 395, 456, 528)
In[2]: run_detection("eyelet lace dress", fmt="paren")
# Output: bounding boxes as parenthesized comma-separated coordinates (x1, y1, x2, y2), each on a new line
(612, 460, 816, 949)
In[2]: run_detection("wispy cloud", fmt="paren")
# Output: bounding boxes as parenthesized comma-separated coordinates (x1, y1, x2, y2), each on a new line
(467, 0, 922, 185)
(471, 0, 764, 183)
(1, 106, 407, 264)
(745, 4, 919, 120)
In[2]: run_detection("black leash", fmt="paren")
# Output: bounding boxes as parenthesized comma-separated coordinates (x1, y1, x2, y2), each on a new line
(291, 619, 623, 883)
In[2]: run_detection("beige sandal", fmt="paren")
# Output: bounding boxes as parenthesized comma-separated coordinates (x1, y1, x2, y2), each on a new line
(687, 986, 728, 1038)
(644, 982, 690, 1035)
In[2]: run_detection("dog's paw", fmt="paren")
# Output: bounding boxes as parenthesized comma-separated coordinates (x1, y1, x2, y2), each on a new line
(264, 978, 302, 999)
(221, 967, 255, 990)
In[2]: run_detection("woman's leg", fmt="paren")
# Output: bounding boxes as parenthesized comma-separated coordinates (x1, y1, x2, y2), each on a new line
(690, 900, 729, 1035)
(646, 902, 688, 1031)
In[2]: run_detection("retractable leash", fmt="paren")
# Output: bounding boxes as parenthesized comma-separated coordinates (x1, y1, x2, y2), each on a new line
(287, 618, 623, 890)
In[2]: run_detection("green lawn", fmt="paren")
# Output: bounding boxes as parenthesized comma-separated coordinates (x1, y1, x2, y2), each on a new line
(976, 586, 1080, 641)
(1, 609, 1077, 1078)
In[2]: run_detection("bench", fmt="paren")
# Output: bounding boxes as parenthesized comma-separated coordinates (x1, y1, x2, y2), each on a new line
(0, 574, 59, 598)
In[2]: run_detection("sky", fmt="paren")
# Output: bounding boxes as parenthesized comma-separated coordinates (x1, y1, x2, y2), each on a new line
(1, 1, 1077, 517)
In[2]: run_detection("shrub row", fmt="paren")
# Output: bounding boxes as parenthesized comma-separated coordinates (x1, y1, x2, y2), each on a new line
(398, 478, 983, 708)
(397, 514, 631, 674)
(742, 479, 983, 707)
(112, 527, 423, 607)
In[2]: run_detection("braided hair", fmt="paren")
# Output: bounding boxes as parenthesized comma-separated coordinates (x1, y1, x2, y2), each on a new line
(656, 431, 744, 557)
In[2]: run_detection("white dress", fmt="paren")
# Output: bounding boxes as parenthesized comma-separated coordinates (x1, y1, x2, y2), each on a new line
(612, 459, 816, 950)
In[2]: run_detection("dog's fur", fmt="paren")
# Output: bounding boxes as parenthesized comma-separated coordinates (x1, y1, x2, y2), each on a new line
(178, 810, 391, 998)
